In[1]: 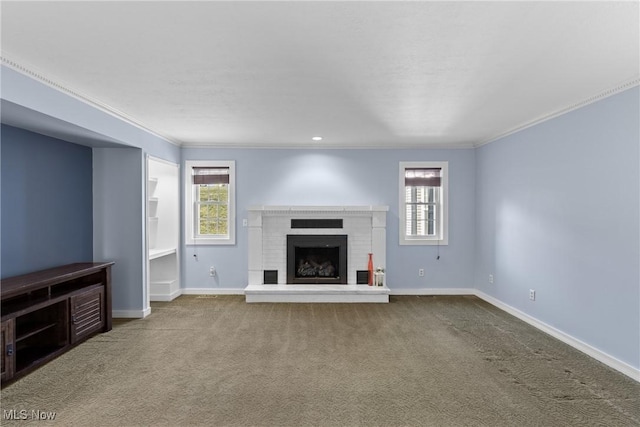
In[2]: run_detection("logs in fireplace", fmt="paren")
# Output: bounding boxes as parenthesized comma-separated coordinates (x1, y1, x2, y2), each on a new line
(286, 235, 347, 284)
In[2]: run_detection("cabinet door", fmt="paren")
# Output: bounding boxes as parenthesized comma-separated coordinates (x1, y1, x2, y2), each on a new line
(70, 286, 105, 344)
(1, 319, 15, 382)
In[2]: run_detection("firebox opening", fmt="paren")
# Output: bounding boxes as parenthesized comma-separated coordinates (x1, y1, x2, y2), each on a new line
(296, 247, 339, 278)
(287, 235, 347, 284)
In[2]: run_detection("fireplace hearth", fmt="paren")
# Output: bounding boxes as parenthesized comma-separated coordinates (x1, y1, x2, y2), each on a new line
(287, 235, 347, 284)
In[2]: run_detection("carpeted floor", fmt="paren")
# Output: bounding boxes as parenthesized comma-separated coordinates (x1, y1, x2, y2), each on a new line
(1, 295, 638, 426)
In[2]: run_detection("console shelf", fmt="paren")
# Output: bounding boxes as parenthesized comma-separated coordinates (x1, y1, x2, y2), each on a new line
(16, 322, 58, 343)
(1, 262, 113, 385)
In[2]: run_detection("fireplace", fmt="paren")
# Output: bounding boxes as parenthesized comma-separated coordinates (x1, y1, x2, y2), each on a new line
(246, 205, 388, 286)
(287, 235, 347, 284)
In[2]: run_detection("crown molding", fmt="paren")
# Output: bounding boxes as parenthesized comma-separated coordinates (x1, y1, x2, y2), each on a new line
(475, 77, 640, 148)
(4, 54, 636, 151)
(180, 140, 476, 150)
(1, 55, 182, 147)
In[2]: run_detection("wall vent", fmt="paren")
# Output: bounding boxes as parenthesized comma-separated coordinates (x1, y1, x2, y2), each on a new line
(291, 219, 343, 229)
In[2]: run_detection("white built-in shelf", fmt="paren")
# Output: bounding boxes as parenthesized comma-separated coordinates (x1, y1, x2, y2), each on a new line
(149, 247, 177, 260)
(148, 199, 158, 218)
(147, 159, 179, 303)
(148, 177, 158, 194)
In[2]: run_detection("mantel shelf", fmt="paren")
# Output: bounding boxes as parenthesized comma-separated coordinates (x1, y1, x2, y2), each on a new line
(149, 248, 177, 260)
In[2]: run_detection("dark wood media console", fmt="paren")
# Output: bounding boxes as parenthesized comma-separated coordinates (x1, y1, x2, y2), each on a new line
(1, 262, 113, 385)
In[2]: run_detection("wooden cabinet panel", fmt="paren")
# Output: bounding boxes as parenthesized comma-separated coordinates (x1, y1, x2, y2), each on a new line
(1, 320, 15, 383)
(70, 286, 105, 344)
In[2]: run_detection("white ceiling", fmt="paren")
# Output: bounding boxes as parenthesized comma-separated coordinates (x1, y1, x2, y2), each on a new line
(1, 1, 638, 149)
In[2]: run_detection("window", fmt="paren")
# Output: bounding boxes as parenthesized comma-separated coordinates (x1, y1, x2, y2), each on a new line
(399, 161, 448, 245)
(185, 160, 235, 245)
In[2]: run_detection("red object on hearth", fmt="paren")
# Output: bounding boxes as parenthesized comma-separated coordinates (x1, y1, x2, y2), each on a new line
(368, 253, 374, 286)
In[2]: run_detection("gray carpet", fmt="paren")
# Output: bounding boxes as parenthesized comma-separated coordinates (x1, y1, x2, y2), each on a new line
(1, 295, 638, 426)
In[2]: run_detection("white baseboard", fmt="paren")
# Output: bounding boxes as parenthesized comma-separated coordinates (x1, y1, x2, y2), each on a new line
(181, 287, 245, 295)
(150, 289, 182, 302)
(390, 287, 475, 296)
(112, 307, 151, 319)
(474, 290, 640, 382)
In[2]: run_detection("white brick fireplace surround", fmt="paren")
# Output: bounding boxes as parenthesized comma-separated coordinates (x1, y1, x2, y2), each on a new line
(244, 206, 390, 303)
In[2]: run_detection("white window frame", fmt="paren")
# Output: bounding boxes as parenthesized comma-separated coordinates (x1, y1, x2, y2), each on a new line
(185, 160, 236, 245)
(399, 161, 449, 246)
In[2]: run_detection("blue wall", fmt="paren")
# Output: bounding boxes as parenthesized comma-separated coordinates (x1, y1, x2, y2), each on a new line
(181, 147, 476, 291)
(93, 147, 146, 313)
(1, 125, 93, 278)
(474, 87, 640, 370)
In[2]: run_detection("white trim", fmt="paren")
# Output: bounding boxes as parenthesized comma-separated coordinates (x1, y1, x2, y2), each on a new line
(150, 288, 183, 302)
(184, 160, 236, 245)
(112, 308, 151, 319)
(475, 78, 640, 148)
(399, 161, 449, 246)
(181, 287, 245, 295)
(248, 205, 389, 214)
(180, 141, 476, 149)
(474, 290, 640, 382)
(5, 56, 636, 151)
(1, 56, 181, 147)
(147, 155, 180, 168)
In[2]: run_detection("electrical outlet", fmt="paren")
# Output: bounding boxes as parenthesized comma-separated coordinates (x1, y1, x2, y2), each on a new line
(529, 289, 536, 301)
(209, 266, 216, 277)
(418, 269, 425, 277)
(242, 219, 248, 227)
(488, 274, 494, 284)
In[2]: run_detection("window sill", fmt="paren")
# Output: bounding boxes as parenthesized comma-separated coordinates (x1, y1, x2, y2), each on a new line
(399, 237, 448, 246)
(186, 237, 236, 246)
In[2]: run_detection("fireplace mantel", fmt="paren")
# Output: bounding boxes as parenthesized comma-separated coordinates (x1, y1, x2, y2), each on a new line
(248, 205, 389, 214)
(246, 205, 388, 295)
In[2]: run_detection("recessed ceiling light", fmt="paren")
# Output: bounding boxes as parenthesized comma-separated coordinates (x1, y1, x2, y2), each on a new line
(312, 136, 323, 141)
